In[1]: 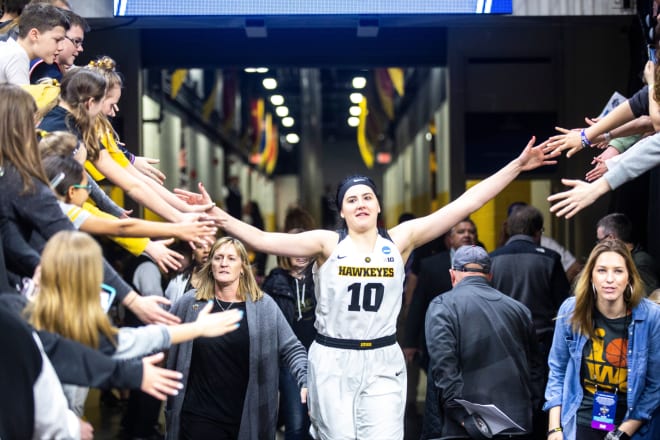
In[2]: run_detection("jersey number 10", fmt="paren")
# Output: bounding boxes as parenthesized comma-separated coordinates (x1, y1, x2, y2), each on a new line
(347, 282, 384, 312)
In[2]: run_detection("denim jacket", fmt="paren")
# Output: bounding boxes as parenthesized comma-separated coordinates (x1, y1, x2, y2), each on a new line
(544, 297, 660, 439)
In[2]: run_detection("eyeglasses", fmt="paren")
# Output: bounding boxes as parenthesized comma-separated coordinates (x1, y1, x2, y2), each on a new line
(65, 36, 84, 48)
(72, 183, 92, 192)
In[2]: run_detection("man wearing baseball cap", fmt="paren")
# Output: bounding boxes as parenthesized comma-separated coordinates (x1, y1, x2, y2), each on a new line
(422, 245, 544, 439)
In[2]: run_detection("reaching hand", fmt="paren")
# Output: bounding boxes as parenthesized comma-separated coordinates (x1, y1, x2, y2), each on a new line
(128, 294, 181, 325)
(548, 179, 601, 218)
(140, 352, 184, 400)
(175, 216, 218, 244)
(133, 156, 166, 184)
(585, 146, 618, 181)
(194, 302, 243, 337)
(174, 182, 214, 209)
(516, 136, 559, 171)
(545, 127, 583, 158)
(144, 239, 184, 273)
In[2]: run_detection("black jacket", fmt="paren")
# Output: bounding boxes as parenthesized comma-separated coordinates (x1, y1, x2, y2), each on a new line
(0, 162, 133, 301)
(489, 235, 570, 338)
(262, 266, 317, 349)
(423, 276, 543, 439)
(404, 250, 452, 368)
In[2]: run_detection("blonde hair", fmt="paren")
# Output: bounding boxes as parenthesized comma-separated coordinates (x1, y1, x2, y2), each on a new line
(194, 236, 263, 303)
(570, 239, 644, 339)
(27, 231, 117, 348)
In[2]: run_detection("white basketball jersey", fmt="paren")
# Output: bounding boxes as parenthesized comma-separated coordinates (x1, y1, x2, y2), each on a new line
(313, 233, 405, 339)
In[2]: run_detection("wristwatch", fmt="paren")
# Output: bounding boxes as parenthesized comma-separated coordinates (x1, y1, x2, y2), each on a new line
(604, 428, 631, 440)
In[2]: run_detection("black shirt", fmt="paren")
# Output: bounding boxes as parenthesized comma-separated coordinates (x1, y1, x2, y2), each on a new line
(182, 300, 249, 425)
(577, 310, 630, 427)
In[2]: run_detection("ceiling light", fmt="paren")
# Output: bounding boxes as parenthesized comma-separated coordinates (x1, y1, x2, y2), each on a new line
(350, 92, 363, 104)
(352, 77, 367, 89)
(349, 106, 361, 116)
(285, 133, 300, 144)
(262, 78, 277, 90)
(256, 67, 269, 73)
(270, 95, 284, 106)
(244, 67, 257, 73)
(282, 117, 294, 127)
(275, 106, 289, 117)
(348, 116, 359, 127)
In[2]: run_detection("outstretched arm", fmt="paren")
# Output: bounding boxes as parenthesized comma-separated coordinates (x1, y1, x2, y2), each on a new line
(77, 210, 216, 243)
(547, 178, 611, 218)
(176, 183, 337, 259)
(167, 303, 242, 344)
(391, 137, 557, 256)
(545, 101, 636, 158)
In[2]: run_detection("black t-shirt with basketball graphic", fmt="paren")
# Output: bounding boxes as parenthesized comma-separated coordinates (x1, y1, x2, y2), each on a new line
(577, 310, 630, 427)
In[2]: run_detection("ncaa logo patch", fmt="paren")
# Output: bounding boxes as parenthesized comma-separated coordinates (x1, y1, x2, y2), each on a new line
(381, 246, 391, 255)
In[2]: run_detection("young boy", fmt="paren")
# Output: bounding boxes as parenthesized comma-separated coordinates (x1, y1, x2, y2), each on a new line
(0, 2, 68, 84)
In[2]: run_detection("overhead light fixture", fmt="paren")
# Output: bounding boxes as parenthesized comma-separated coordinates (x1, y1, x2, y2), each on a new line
(275, 106, 289, 117)
(262, 78, 277, 90)
(352, 77, 367, 89)
(350, 92, 363, 104)
(245, 67, 269, 73)
(348, 116, 359, 127)
(349, 106, 361, 117)
(270, 95, 284, 106)
(285, 133, 300, 144)
(282, 117, 294, 127)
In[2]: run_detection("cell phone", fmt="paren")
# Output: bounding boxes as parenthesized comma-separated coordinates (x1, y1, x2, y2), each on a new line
(648, 45, 656, 64)
(100, 283, 116, 313)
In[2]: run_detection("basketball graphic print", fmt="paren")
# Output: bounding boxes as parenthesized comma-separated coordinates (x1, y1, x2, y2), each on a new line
(605, 337, 627, 367)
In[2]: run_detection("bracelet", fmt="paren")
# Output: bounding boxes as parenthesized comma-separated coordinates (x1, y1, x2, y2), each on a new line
(547, 426, 563, 436)
(580, 129, 592, 148)
(604, 131, 612, 142)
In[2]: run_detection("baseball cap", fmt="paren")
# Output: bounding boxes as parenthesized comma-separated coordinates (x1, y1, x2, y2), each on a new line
(452, 245, 491, 274)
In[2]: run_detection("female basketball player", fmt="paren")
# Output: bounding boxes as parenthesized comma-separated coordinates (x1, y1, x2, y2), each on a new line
(177, 136, 557, 439)
(544, 239, 660, 440)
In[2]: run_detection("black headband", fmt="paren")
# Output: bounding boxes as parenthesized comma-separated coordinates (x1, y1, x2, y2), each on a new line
(335, 176, 378, 211)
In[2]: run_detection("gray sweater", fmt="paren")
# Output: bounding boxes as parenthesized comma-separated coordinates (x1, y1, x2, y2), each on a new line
(604, 132, 660, 190)
(165, 291, 307, 440)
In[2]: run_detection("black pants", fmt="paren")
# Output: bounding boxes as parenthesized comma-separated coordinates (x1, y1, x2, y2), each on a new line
(179, 412, 239, 440)
(577, 424, 609, 440)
